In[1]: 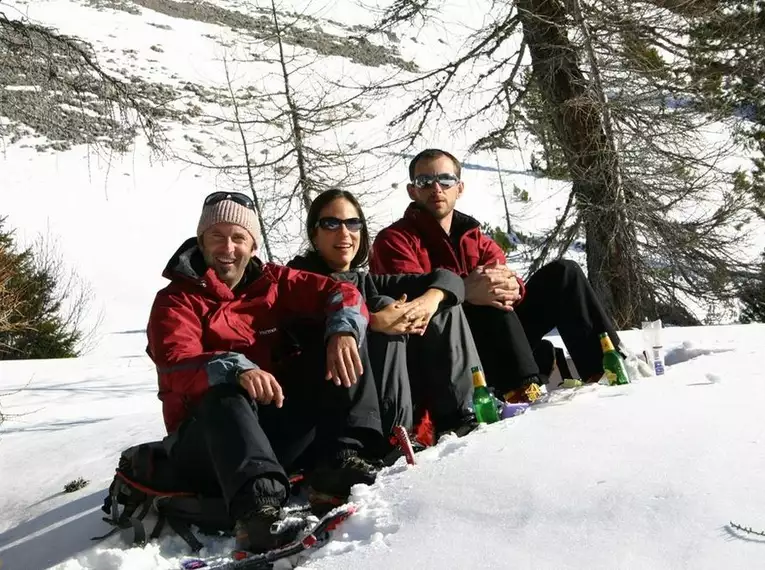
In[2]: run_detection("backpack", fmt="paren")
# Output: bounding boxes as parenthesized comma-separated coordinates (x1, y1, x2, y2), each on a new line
(93, 441, 233, 552)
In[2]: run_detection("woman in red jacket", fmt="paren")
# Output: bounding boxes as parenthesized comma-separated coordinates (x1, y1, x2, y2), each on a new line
(288, 189, 481, 448)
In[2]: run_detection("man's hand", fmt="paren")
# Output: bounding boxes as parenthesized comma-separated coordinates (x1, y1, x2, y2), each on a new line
(464, 261, 521, 310)
(238, 369, 284, 408)
(326, 332, 364, 387)
(483, 263, 522, 307)
(399, 288, 445, 335)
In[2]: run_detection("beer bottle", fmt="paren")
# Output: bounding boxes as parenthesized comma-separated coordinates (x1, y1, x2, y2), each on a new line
(472, 366, 500, 424)
(600, 333, 630, 385)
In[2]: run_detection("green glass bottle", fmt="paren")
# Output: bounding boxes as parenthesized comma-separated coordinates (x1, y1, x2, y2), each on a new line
(600, 333, 630, 385)
(472, 366, 500, 424)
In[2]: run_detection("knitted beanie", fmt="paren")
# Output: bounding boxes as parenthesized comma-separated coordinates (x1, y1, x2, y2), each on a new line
(196, 198, 261, 245)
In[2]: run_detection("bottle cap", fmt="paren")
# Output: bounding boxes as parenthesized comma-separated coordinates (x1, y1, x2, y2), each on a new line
(471, 366, 487, 388)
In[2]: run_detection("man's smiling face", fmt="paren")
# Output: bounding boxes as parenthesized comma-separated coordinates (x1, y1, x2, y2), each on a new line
(200, 222, 255, 288)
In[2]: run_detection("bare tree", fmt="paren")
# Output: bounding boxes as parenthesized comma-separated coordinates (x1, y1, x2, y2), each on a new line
(183, 0, 407, 260)
(0, 4, 164, 152)
(373, 0, 759, 326)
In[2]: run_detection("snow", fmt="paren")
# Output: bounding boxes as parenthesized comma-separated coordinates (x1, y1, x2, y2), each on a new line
(2, 0, 765, 568)
(2, 325, 765, 570)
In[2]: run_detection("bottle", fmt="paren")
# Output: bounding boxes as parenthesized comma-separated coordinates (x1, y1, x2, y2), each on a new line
(471, 366, 500, 424)
(641, 319, 666, 376)
(600, 333, 630, 385)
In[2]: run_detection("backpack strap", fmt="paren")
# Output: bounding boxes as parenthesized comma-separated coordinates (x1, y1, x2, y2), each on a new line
(92, 476, 154, 545)
(165, 517, 204, 552)
(149, 511, 166, 541)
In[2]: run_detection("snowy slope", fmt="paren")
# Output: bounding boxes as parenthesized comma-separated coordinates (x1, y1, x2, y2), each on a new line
(2, 325, 765, 570)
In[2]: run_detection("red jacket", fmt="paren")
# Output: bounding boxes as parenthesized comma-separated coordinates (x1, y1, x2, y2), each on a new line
(147, 238, 368, 434)
(371, 203, 525, 298)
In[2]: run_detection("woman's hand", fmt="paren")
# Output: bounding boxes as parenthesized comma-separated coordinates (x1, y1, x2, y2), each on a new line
(399, 288, 445, 335)
(369, 295, 414, 335)
(369, 289, 445, 336)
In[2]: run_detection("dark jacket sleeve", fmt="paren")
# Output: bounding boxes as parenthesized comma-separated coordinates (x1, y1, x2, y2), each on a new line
(370, 268, 464, 306)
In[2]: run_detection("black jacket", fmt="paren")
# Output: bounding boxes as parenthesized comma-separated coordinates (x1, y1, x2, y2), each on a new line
(287, 252, 464, 312)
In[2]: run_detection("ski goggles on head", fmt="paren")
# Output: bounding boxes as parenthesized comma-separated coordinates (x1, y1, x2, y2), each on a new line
(203, 191, 256, 210)
(316, 217, 365, 232)
(411, 173, 460, 189)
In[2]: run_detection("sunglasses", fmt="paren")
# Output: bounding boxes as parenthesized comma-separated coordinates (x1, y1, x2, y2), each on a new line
(203, 191, 256, 210)
(316, 217, 364, 232)
(411, 173, 460, 189)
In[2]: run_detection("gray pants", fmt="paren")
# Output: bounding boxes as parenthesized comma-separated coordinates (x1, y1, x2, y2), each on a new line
(407, 305, 477, 434)
(368, 305, 479, 439)
(367, 332, 412, 438)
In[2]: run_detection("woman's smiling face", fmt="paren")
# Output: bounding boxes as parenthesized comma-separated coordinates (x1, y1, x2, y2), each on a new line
(312, 197, 362, 272)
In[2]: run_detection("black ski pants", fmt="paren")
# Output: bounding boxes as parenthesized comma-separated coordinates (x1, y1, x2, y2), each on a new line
(464, 259, 621, 393)
(167, 338, 382, 520)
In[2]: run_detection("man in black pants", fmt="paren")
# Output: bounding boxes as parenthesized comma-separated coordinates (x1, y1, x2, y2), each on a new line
(371, 149, 622, 399)
(147, 191, 382, 554)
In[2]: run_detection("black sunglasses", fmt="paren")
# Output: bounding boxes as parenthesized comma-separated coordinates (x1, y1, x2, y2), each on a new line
(412, 173, 460, 189)
(203, 191, 256, 210)
(316, 217, 364, 232)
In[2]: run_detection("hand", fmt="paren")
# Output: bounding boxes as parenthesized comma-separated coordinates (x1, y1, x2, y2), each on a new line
(326, 333, 364, 387)
(464, 261, 521, 310)
(399, 288, 445, 335)
(238, 369, 284, 408)
(482, 263, 522, 306)
(370, 294, 417, 335)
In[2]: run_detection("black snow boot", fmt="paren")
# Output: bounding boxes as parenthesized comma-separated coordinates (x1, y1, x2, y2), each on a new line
(308, 449, 378, 516)
(234, 504, 306, 554)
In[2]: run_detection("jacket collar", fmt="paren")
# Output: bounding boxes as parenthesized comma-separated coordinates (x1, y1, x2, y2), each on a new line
(403, 202, 481, 242)
(288, 251, 335, 275)
(288, 251, 366, 281)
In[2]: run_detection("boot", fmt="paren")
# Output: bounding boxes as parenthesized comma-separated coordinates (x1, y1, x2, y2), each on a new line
(308, 449, 378, 515)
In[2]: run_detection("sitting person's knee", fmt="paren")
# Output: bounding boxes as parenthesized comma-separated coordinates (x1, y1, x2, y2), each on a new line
(540, 259, 584, 280)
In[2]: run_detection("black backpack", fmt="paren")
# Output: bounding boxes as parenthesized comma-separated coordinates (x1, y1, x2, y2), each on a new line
(94, 441, 235, 551)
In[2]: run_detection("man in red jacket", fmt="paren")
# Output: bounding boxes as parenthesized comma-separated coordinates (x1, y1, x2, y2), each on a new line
(371, 149, 621, 399)
(147, 192, 382, 554)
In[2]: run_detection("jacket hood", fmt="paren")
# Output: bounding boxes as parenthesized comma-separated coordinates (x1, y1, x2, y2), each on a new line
(162, 237, 206, 281)
(288, 251, 366, 279)
(287, 251, 333, 274)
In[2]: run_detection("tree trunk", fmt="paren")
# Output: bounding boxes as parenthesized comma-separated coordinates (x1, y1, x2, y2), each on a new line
(516, 0, 644, 327)
(270, 0, 312, 212)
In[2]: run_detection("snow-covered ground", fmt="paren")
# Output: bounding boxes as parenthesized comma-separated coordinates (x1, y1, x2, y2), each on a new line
(2, 325, 765, 570)
(2, 0, 765, 568)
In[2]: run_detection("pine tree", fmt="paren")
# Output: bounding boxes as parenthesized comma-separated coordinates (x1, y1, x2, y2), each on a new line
(740, 251, 765, 323)
(0, 219, 83, 359)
